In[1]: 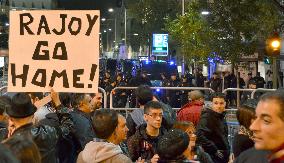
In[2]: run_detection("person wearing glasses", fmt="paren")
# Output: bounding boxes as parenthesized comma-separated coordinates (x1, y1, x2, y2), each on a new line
(127, 101, 167, 162)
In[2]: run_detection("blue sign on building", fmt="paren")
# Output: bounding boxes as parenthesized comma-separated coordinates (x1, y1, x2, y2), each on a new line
(152, 34, 168, 56)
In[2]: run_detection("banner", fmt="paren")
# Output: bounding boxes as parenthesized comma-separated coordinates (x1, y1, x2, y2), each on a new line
(8, 10, 100, 93)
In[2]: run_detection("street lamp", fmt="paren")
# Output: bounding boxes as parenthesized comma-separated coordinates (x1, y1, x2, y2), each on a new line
(266, 33, 281, 89)
(201, 11, 210, 15)
(108, 8, 114, 13)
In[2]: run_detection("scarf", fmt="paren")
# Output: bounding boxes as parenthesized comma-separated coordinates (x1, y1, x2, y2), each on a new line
(239, 125, 253, 139)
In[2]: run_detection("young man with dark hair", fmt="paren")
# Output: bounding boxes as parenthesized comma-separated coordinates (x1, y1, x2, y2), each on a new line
(127, 85, 176, 138)
(196, 92, 230, 163)
(157, 129, 189, 162)
(77, 109, 131, 163)
(235, 90, 284, 162)
(127, 101, 166, 162)
(126, 85, 153, 138)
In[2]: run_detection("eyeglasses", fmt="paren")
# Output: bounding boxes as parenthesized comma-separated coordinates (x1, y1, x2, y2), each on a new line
(147, 113, 163, 119)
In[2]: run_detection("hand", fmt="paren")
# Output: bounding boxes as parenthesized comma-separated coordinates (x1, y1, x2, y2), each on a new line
(215, 150, 224, 159)
(151, 154, 159, 163)
(136, 157, 145, 163)
(8, 119, 16, 138)
(50, 88, 61, 107)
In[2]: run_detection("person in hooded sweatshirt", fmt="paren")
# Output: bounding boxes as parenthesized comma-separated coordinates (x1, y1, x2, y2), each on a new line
(77, 109, 132, 163)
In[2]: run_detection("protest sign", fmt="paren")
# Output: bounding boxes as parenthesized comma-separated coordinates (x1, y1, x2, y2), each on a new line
(8, 10, 100, 93)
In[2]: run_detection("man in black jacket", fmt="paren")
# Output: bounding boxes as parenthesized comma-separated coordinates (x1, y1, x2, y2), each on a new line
(208, 72, 222, 92)
(127, 101, 166, 162)
(70, 93, 96, 150)
(5, 91, 73, 163)
(126, 85, 175, 138)
(196, 93, 230, 163)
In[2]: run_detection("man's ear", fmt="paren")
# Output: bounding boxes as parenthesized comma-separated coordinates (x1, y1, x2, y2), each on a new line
(144, 114, 148, 122)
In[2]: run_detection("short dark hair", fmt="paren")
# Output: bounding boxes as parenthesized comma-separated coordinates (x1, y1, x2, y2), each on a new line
(92, 109, 118, 139)
(237, 99, 257, 129)
(210, 92, 225, 101)
(259, 91, 284, 121)
(144, 101, 162, 114)
(59, 93, 72, 107)
(0, 143, 19, 163)
(28, 92, 43, 101)
(136, 85, 153, 105)
(4, 135, 41, 163)
(0, 95, 11, 115)
(157, 129, 189, 161)
(71, 93, 88, 108)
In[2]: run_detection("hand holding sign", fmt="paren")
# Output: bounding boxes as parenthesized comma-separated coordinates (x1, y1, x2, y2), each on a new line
(50, 88, 61, 108)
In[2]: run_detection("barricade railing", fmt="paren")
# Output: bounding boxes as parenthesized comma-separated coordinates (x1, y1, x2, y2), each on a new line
(109, 87, 215, 109)
(251, 88, 276, 99)
(223, 88, 277, 108)
(0, 86, 107, 108)
(223, 88, 256, 108)
(222, 88, 256, 94)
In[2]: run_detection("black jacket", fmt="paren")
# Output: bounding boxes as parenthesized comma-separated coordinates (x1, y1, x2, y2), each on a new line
(70, 109, 95, 150)
(234, 147, 269, 163)
(209, 78, 222, 92)
(39, 112, 80, 163)
(233, 134, 254, 158)
(196, 108, 230, 163)
(127, 124, 167, 162)
(11, 123, 58, 163)
(0, 121, 7, 142)
(9, 107, 73, 163)
(126, 103, 175, 138)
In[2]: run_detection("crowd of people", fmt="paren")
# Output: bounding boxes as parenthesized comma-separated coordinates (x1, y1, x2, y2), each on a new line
(0, 84, 283, 163)
(99, 68, 269, 108)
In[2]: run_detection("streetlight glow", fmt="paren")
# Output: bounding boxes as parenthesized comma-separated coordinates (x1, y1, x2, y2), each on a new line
(101, 18, 106, 22)
(133, 33, 139, 36)
(271, 40, 280, 49)
(108, 28, 112, 31)
(201, 11, 210, 15)
(108, 8, 114, 12)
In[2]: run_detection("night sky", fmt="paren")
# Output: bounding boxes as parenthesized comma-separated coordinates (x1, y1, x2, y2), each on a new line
(57, 0, 118, 10)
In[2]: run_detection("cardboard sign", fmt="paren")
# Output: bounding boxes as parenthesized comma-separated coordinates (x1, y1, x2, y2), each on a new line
(8, 10, 100, 93)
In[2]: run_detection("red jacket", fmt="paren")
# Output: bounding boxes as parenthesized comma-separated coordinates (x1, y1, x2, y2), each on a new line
(177, 101, 204, 126)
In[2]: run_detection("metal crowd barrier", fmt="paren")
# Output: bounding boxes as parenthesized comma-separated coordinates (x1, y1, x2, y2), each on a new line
(251, 88, 276, 99)
(0, 86, 107, 108)
(110, 87, 215, 109)
(222, 88, 276, 108)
